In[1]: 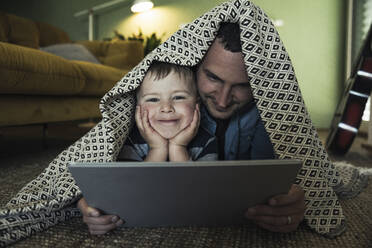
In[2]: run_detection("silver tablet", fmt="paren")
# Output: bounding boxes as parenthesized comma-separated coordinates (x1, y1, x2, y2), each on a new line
(68, 159, 302, 227)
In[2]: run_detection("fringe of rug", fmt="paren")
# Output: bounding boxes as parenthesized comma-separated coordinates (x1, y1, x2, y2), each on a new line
(333, 161, 370, 199)
(334, 161, 372, 175)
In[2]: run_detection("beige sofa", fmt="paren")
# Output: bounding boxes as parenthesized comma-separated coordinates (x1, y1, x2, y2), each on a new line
(0, 12, 143, 127)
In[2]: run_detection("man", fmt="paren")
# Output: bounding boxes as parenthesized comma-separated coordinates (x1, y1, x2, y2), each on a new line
(196, 22, 305, 233)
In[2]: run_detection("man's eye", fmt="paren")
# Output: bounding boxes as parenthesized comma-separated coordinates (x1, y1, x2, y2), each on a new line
(146, 98, 159, 102)
(173, 95, 186, 100)
(206, 73, 220, 82)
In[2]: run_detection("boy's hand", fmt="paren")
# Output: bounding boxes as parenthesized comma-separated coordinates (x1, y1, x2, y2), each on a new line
(169, 104, 200, 147)
(77, 197, 124, 235)
(135, 105, 168, 150)
(168, 105, 200, 161)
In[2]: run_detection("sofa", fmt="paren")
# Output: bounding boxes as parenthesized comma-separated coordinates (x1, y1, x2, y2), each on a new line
(0, 12, 144, 127)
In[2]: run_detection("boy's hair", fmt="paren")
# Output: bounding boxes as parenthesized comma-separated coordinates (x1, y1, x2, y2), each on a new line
(146, 61, 195, 83)
(216, 22, 242, 52)
(137, 61, 196, 99)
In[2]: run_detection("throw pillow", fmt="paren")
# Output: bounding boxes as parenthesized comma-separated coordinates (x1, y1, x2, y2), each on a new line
(40, 43, 101, 64)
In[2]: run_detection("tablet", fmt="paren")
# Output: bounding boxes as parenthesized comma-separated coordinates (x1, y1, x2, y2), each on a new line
(68, 159, 302, 227)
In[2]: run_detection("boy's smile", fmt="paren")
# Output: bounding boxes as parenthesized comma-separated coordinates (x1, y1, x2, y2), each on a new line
(157, 119, 178, 124)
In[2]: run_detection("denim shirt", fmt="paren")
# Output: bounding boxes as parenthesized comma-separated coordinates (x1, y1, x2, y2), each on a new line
(200, 104, 276, 160)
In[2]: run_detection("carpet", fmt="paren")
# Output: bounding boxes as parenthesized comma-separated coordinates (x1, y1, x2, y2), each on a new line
(1, 154, 371, 247)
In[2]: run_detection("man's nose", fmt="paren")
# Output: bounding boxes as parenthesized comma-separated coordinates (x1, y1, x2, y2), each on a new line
(160, 101, 174, 113)
(216, 85, 232, 108)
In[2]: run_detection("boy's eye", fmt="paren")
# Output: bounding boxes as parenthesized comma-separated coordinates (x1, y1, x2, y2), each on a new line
(146, 98, 159, 102)
(173, 95, 186, 100)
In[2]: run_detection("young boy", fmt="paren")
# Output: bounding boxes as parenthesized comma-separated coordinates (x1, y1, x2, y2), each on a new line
(77, 61, 217, 235)
(118, 61, 217, 162)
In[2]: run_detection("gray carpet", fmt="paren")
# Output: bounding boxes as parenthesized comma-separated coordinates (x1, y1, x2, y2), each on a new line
(1, 172, 372, 248)
(1, 127, 372, 247)
(0, 148, 62, 207)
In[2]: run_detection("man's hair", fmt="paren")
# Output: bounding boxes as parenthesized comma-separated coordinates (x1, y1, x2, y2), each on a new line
(216, 22, 242, 52)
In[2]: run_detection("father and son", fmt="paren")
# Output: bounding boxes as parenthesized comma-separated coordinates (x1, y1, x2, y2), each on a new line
(77, 22, 306, 235)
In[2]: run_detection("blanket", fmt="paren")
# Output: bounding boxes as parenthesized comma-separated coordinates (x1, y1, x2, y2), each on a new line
(0, 0, 368, 246)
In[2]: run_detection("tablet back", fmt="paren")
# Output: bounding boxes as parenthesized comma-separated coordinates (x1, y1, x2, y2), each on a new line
(68, 159, 301, 227)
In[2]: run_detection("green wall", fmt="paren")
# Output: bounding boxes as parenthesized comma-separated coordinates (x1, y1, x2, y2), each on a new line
(1, 0, 347, 128)
(252, 0, 346, 129)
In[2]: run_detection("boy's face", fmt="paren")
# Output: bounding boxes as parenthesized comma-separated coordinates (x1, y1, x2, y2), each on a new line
(137, 71, 197, 139)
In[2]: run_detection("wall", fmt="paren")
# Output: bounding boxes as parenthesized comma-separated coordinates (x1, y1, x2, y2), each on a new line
(1, 0, 106, 41)
(252, 0, 346, 129)
(1, 0, 347, 128)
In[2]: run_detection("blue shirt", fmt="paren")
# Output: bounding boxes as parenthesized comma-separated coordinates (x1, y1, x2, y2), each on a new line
(200, 103, 276, 160)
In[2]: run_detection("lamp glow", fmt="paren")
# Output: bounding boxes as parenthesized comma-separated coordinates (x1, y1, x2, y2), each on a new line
(131, 0, 154, 13)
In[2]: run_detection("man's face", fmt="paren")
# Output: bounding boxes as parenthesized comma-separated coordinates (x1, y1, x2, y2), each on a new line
(137, 71, 197, 139)
(196, 39, 253, 120)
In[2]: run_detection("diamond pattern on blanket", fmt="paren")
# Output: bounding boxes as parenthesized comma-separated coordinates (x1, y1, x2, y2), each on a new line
(0, 0, 366, 246)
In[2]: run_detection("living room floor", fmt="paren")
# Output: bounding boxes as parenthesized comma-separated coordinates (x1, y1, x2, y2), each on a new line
(0, 121, 93, 158)
(0, 121, 98, 206)
(1, 121, 372, 248)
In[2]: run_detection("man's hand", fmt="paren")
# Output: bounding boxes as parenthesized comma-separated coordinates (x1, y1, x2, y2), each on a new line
(77, 197, 124, 235)
(244, 184, 305, 233)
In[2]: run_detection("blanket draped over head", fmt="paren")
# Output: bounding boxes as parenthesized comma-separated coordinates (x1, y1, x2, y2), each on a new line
(0, 0, 368, 246)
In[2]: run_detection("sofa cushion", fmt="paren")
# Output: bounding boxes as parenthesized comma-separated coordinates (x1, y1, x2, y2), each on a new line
(36, 21, 71, 47)
(40, 43, 101, 64)
(76, 40, 144, 70)
(0, 95, 101, 126)
(103, 41, 144, 70)
(75, 40, 109, 63)
(6, 14, 40, 48)
(0, 12, 9, 42)
(0, 42, 86, 95)
(73, 60, 125, 96)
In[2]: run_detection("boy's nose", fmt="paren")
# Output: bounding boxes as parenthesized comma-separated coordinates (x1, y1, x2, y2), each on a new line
(160, 102, 174, 113)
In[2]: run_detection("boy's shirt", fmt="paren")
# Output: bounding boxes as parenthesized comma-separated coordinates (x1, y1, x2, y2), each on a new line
(117, 124, 218, 161)
(200, 103, 276, 160)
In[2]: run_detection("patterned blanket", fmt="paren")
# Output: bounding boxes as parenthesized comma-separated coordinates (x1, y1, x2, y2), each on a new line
(0, 1, 368, 246)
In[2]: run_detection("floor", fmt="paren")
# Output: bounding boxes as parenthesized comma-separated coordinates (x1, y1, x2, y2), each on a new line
(1, 122, 372, 248)
(0, 121, 94, 158)
(318, 128, 372, 168)
(0, 121, 98, 206)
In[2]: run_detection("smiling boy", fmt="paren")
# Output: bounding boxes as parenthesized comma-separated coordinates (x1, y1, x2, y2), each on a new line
(120, 61, 218, 162)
